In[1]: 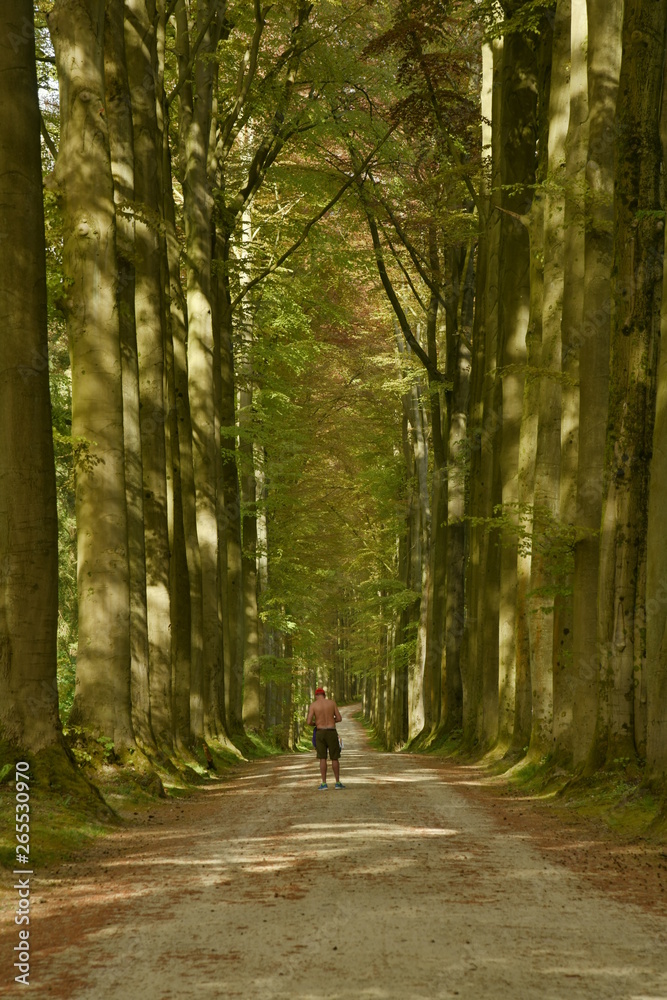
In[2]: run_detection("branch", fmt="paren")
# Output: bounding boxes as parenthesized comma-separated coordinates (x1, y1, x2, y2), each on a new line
(378, 220, 427, 312)
(224, 3, 314, 222)
(364, 200, 448, 386)
(231, 129, 396, 310)
(40, 112, 58, 160)
(493, 203, 531, 229)
(368, 179, 466, 320)
(373, 188, 437, 293)
(218, 0, 265, 154)
(167, 0, 222, 107)
(326, 151, 444, 306)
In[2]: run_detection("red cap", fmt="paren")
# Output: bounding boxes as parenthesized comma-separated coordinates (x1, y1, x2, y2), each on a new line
(315, 687, 326, 695)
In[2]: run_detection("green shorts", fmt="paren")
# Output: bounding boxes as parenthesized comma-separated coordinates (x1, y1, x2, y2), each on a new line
(315, 728, 341, 760)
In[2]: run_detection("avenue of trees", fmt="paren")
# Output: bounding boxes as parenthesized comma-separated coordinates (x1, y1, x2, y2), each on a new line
(3, 0, 667, 792)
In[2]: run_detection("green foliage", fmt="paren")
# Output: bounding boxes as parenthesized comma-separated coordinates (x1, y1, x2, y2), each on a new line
(467, 502, 598, 604)
(477, 0, 557, 41)
(64, 727, 118, 768)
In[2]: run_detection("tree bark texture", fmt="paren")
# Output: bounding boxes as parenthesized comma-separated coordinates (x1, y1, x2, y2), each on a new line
(50, 0, 133, 745)
(553, 0, 588, 758)
(177, 0, 227, 742)
(594, 0, 666, 765)
(646, 18, 667, 784)
(497, 27, 538, 750)
(104, 0, 154, 750)
(0, 0, 60, 750)
(125, 0, 173, 749)
(571, 0, 622, 765)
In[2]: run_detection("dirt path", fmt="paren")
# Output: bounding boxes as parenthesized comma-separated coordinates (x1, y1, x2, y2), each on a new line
(2, 707, 667, 999)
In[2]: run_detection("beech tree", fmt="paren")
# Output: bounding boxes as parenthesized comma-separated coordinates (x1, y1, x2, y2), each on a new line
(49, 0, 133, 745)
(0, 0, 60, 751)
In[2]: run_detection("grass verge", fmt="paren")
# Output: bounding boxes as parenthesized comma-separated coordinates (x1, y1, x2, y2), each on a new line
(416, 736, 667, 842)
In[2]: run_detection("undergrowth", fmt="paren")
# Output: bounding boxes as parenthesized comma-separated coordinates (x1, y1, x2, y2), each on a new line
(430, 738, 667, 841)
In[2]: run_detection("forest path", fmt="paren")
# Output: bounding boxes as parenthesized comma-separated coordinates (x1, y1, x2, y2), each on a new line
(2, 707, 667, 999)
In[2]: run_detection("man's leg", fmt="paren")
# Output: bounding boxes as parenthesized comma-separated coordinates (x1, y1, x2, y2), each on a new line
(332, 760, 340, 782)
(320, 757, 328, 783)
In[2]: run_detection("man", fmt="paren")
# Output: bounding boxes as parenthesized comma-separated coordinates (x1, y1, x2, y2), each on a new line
(306, 687, 344, 789)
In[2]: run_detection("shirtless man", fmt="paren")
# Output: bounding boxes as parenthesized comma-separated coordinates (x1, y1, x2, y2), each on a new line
(306, 687, 344, 789)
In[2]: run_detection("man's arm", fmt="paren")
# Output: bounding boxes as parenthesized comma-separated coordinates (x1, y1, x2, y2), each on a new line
(306, 703, 315, 726)
(333, 702, 342, 723)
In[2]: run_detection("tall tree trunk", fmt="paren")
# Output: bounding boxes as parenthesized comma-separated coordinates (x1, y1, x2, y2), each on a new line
(0, 0, 61, 751)
(125, 0, 173, 749)
(217, 240, 245, 735)
(645, 26, 667, 786)
(396, 328, 430, 741)
(238, 208, 261, 731)
(526, 14, 558, 756)
(498, 24, 538, 751)
(553, 0, 588, 758)
(50, 0, 133, 745)
(592, 0, 666, 766)
(570, 0, 622, 765)
(164, 268, 191, 751)
(442, 248, 473, 733)
(145, 5, 190, 753)
(464, 38, 501, 747)
(239, 383, 261, 731)
(164, 159, 205, 747)
(424, 249, 446, 734)
(104, 0, 155, 750)
(176, 0, 227, 743)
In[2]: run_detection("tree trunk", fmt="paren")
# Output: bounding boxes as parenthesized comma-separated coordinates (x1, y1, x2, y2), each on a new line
(442, 248, 473, 733)
(553, 0, 588, 758)
(176, 0, 227, 743)
(423, 256, 446, 733)
(125, 0, 173, 749)
(104, 0, 155, 750)
(217, 242, 245, 735)
(498, 25, 538, 751)
(570, 0, 622, 766)
(645, 20, 667, 785)
(396, 328, 430, 741)
(238, 207, 262, 731)
(593, 0, 666, 766)
(464, 38, 501, 747)
(527, 13, 559, 756)
(240, 390, 261, 730)
(0, 0, 61, 751)
(162, 128, 205, 746)
(50, 0, 132, 745)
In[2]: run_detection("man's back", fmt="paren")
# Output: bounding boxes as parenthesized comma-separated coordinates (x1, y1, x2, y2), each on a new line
(309, 697, 341, 728)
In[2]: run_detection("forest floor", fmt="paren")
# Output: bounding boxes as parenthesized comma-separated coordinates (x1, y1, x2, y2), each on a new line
(2, 706, 667, 999)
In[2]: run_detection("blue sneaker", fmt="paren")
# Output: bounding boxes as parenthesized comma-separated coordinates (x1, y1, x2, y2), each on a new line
(318, 782, 328, 790)
(334, 782, 345, 789)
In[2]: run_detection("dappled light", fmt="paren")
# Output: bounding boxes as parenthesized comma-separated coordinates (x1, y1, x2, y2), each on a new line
(5, 0, 667, 996)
